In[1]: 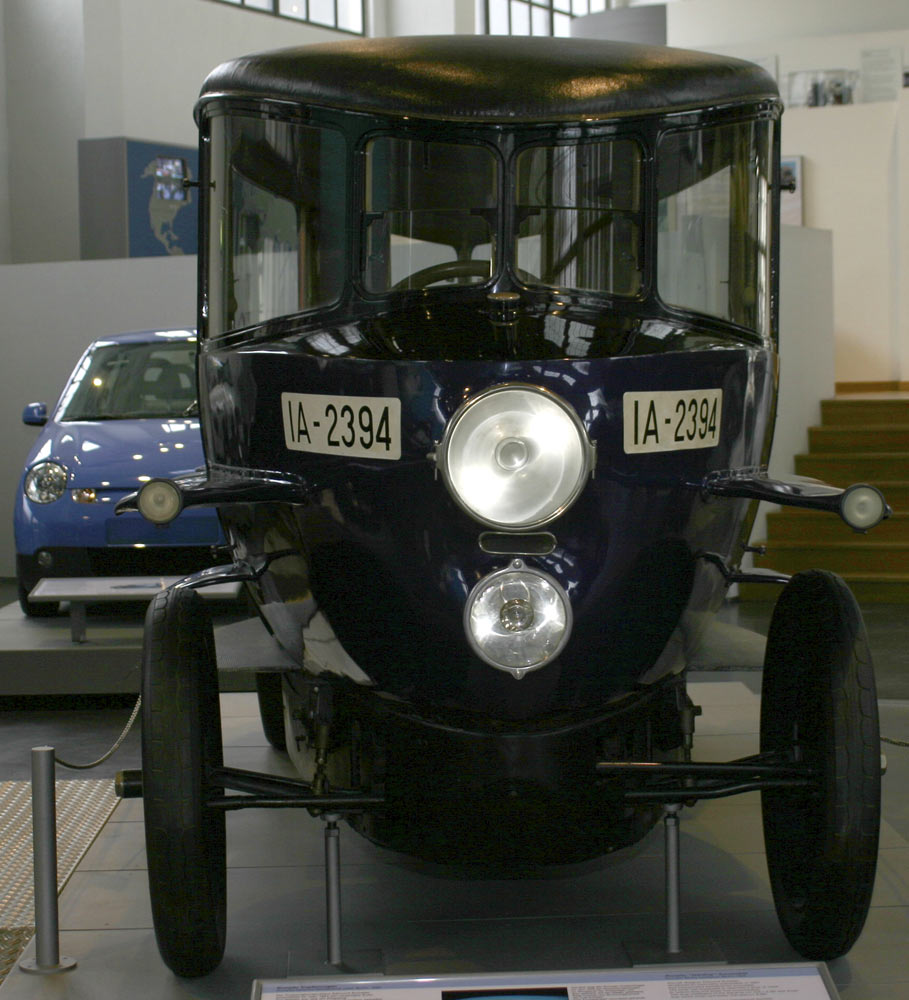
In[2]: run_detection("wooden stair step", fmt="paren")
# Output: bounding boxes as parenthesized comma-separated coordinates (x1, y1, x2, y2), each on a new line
(753, 540, 909, 576)
(821, 396, 909, 426)
(866, 482, 909, 511)
(765, 509, 909, 542)
(794, 452, 909, 484)
(740, 573, 909, 604)
(809, 425, 909, 452)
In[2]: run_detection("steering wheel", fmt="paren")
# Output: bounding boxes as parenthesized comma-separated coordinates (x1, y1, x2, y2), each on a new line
(392, 259, 491, 291)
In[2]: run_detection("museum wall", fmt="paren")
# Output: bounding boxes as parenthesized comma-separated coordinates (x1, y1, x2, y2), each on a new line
(573, 3, 909, 385)
(663, 2, 909, 385)
(0, 4, 11, 265)
(2, 0, 85, 265)
(0, 256, 196, 578)
(754, 225, 835, 546)
(385, 0, 478, 36)
(1, 0, 345, 266)
(665, 0, 909, 49)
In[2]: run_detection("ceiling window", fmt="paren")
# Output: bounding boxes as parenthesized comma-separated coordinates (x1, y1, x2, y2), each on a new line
(486, 0, 608, 37)
(210, 0, 364, 35)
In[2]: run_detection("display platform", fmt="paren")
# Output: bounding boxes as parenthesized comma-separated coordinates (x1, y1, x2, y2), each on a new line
(28, 576, 243, 643)
(3, 677, 908, 999)
(0, 597, 284, 695)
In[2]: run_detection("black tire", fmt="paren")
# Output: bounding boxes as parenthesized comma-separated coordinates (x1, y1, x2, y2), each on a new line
(142, 586, 226, 977)
(17, 578, 59, 617)
(760, 569, 880, 960)
(255, 671, 287, 751)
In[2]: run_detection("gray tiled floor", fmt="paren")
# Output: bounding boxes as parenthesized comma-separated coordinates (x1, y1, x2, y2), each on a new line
(1, 676, 908, 999)
(2, 574, 909, 998)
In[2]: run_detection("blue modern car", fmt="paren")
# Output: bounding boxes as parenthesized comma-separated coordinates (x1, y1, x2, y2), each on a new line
(15, 328, 225, 616)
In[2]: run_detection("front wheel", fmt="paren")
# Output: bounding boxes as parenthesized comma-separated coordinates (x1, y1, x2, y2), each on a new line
(760, 570, 880, 960)
(142, 586, 226, 977)
(255, 671, 287, 751)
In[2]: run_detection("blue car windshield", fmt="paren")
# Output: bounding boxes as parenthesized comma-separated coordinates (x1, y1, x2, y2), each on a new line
(57, 340, 198, 420)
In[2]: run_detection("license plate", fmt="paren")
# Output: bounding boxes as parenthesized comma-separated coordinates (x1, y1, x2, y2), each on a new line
(623, 389, 722, 454)
(281, 392, 401, 460)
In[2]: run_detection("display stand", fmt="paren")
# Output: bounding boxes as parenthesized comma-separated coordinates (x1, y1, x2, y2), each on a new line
(28, 576, 241, 642)
(623, 804, 725, 966)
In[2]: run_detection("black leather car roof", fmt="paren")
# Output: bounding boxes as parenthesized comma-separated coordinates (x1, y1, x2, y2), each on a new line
(196, 35, 779, 124)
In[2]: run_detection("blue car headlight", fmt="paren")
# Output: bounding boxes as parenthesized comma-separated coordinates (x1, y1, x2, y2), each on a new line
(24, 462, 68, 504)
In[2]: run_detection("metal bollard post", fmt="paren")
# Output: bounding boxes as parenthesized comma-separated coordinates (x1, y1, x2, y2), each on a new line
(324, 814, 343, 967)
(19, 747, 77, 975)
(664, 803, 682, 956)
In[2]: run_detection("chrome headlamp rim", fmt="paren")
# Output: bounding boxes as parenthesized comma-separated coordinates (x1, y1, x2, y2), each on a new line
(436, 382, 594, 531)
(463, 558, 573, 678)
(24, 461, 69, 504)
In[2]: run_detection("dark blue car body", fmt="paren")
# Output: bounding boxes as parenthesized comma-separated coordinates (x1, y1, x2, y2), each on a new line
(120, 38, 888, 976)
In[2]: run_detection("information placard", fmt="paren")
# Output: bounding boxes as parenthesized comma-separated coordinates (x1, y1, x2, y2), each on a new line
(252, 965, 838, 1000)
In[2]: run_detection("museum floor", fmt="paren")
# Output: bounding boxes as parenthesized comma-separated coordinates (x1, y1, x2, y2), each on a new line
(0, 583, 907, 999)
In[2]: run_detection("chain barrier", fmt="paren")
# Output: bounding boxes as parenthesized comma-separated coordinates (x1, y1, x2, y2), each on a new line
(54, 696, 142, 770)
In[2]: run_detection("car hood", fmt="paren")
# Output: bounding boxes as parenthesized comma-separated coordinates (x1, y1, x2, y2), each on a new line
(25, 418, 206, 490)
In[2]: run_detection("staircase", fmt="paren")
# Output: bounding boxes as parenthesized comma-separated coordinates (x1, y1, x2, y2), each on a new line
(743, 393, 909, 603)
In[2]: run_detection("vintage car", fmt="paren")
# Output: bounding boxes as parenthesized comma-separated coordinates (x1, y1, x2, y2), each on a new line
(118, 36, 889, 978)
(15, 328, 224, 616)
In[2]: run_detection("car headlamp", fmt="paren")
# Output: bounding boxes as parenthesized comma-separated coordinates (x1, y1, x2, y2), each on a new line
(24, 462, 68, 503)
(465, 559, 572, 678)
(839, 483, 888, 532)
(137, 478, 183, 524)
(437, 384, 593, 529)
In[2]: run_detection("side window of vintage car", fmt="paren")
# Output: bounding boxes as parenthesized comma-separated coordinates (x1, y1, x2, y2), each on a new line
(656, 120, 773, 336)
(514, 139, 643, 296)
(363, 137, 497, 292)
(207, 114, 346, 335)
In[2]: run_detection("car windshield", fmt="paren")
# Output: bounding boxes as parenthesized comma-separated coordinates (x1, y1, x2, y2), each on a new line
(205, 110, 774, 340)
(657, 119, 773, 335)
(363, 136, 497, 292)
(57, 340, 198, 420)
(515, 138, 643, 297)
(207, 114, 347, 335)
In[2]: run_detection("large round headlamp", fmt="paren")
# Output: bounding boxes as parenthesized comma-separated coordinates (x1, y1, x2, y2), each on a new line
(465, 559, 572, 678)
(137, 478, 184, 524)
(839, 483, 888, 532)
(24, 462, 68, 503)
(437, 384, 593, 529)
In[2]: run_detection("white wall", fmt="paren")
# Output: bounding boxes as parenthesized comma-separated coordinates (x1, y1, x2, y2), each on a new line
(83, 0, 345, 147)
(3, 0, 86, 264)
(771, 226, 836, 472)
(383, 0, 479, 36)
(1, 256, 197, 578)
(899, 88, 909, 385)
(386, 0, 455, 35)
(748, 225, 835, 547)
(665, 5, 909, 385)
(2, 0, 346, 265)
(781, 99, 903, 384)
(0, 2, 11, 265)
(667, 0, 909, 49)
